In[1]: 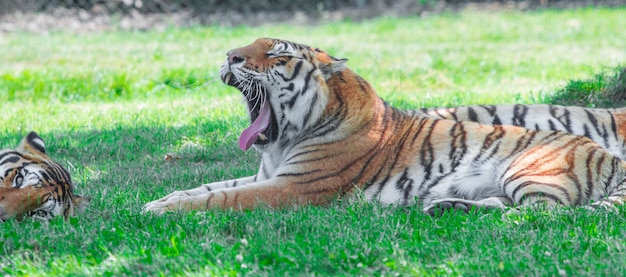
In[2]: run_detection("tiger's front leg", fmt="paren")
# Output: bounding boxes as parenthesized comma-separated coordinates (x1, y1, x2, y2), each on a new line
(143, 178, 336, 215)
(143, 175, 258, 214)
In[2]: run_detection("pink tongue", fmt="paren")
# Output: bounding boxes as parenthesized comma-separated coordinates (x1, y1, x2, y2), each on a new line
(238, 103, 271, 151)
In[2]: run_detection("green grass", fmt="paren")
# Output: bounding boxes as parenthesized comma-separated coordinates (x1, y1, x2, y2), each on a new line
(1, 7, 626, 276)
(548, 67, 626, 107)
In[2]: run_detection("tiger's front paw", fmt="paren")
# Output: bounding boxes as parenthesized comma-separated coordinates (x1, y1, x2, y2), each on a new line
(143, 194, 191, 215)
(142, 200, 172, 215)
(424, 199, 472, 216)
(424, 197, 509, 216)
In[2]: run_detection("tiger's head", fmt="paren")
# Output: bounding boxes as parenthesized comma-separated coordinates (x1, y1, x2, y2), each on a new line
(0, 132, 90, 221)
(220, 38, 348, 151)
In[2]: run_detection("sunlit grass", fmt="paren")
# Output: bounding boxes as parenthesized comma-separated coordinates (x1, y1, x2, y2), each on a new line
(1, 7, 626, 276)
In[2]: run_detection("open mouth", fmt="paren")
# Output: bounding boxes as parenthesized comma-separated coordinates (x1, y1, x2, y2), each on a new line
(223, 72, 278, 151)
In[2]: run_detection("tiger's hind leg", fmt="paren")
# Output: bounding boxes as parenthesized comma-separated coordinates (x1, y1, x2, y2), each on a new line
(424, 197, 512, 216)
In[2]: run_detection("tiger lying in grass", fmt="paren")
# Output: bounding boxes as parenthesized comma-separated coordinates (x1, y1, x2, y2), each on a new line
(0, 132, 89, 221)
(143, 38, 626, 215)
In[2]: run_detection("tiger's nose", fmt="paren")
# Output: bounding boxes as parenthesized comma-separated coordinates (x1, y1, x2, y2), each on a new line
(227, 50, 245, 65)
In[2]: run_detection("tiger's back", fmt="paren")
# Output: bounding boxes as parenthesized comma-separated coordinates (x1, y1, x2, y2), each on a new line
(418, 104, 626, 160)
(0, 132, 89, 221)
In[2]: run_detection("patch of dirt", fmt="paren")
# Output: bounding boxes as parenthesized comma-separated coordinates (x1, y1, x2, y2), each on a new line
(0, 0, 623, 33)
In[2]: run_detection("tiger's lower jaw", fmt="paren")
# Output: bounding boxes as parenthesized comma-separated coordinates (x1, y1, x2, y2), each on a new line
(223, 72, 234, 86)
(243, 103, 278, 149)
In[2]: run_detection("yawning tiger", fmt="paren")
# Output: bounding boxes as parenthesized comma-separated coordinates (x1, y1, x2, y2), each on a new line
(143, 38, 626, 215)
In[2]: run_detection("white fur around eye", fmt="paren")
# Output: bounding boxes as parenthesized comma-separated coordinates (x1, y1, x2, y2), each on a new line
(17, 166, 43, 188)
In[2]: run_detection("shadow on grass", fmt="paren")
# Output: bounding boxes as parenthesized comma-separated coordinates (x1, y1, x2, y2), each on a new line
(0, 120, 260, 218)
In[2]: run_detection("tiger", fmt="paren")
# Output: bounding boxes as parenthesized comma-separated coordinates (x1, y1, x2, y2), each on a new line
(417, 105, 626, 160)
(143, 38, 626, 215)
(0, 131, 90, 221)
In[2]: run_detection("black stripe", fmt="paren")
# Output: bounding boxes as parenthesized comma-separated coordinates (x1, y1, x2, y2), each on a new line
(410, 117, 430, 145)
(474, 125, 504, 162)
(512, 104, 528, 127)
(261, 161, 271, 179)
(506, 129, 537, 159)
(0, 156, 20, 166)
(584, 109, 609, 145)
(356, 76, 370, 95)
(582, 124, 592, 139)
(284, 148, 323, 164)
(286, 68, 315, 109)
(284, 60, 303, 82)
(492, 115, 502, 125)
(302, 93, 317, 126)
(467, 107, 478, 122)
(419, 120, 439, 182)
(518, 191, 566, 206)
(512, 181, 570, 204)
(277, 169, 323, 177)
(548, 120, 558, 131)
(448, 121, 467, 169)
(0, 151, 18, 161)
(608, 111, 620, 142)
(585, 147, 601, 204)
(280, 82, 294, 93)
(549, 105, 573, 133)
(396, 169, 415, 205)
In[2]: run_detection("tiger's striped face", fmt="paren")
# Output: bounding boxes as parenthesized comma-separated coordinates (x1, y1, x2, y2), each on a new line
(0, 132, 89, 221)
(219, 38, 347, 151)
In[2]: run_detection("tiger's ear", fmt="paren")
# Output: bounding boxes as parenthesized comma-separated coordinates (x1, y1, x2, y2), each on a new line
(320, 56, 348, 80)
(18, 131, 48, 157)
(313, 48, 348, 80)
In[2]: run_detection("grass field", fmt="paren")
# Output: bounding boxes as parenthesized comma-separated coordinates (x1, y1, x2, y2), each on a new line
(1, 7, 626, 276)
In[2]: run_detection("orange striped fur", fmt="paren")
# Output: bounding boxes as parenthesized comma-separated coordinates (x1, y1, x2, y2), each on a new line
(143, 38, 626, 215)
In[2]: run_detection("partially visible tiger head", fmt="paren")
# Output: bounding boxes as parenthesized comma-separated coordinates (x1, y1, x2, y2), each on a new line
(219, 38, 349, 151)
(0, 132, 90, 221)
